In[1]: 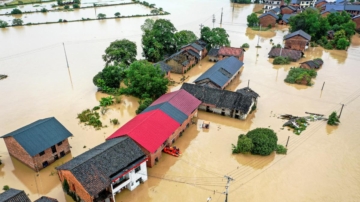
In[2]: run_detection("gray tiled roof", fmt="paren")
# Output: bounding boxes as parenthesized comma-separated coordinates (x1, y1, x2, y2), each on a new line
(268, 48, 303, 61)
(187, 49, 200, 59)
(154, 61, 171, 74)
(34, 196, 58, 202)
(345, 4, 360, 11)
(142, 102, 188, 124)
(236, 87, 260, 99)
(315, 0, 327, 5)
(1, 117, 72, 157)
(56, 137, 146, 197)
(208, 48, 219, 56)
(284, 29, 311, 41)
(190, 43, 203, 51)
(0, 188, 31, 202)
(282, 14, 297, 23)
(259, 12, 279, 20)
(321, 8, 337, 14)
(194, 56, 244, 88)
(181, 83, 255, 113)
(270, 7, 281, 13)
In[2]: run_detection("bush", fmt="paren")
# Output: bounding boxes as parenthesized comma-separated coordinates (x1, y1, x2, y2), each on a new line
(3, 185, 10, 191)
(92, 106, 100, 111)
(0, 20, 8, 28)
(40, 8, 47, 12)
(73, 3, 80, 9)
(110, 118, 119, 125)
(273, 56, 290, 65)
(97, 13, 106, 19)
(114, 12, 121, 17)
(241, 43, 249, 48)
(99, 96, 114, 107)
(77, 109, 102, 129)
(246, 128, 278, 156)
(276, 144, 287, 154)
(232, 134, 253, 154)
(136, 98, 153, 114)
(57, 0, 64, 6)
(336, 38, 350, 50)
(284, 67, 317, 85)
(324, 42, 333, 50)
(64, 5, 69, 9)
(74, 0, 80, 4)
(11, 8, 22, 14)
(58, 19, 63, 22)
(327, 111, 340, 125)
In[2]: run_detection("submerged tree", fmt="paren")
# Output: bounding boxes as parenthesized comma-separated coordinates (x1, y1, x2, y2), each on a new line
(12, 18, 23, 26)
(174, 30, 197, 48)
(246, 128, 278, 156)
(232, 135, 253, 154)
(247, 13, 259, 27)
(0, 20, 8, 28)
(102, 39, 137, 65)
(327, 112, 340, 126)
(200, 26, 230, 50)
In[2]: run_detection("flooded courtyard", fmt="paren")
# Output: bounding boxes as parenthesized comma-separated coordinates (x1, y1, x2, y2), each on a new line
(1, 0, 360, 201)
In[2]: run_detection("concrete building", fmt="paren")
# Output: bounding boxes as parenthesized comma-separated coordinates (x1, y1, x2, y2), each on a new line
(107, 89, 201, 167)
(56, 137, 148, 202)
(263, 0, 284, 13)
(284, 29, 311, 51)
(1, 117, 72, 171)
(194, 56, 244, 90)
(181, 40, 208, 59)
(181, 83, 259, 120)
(0, 188, 31, 202)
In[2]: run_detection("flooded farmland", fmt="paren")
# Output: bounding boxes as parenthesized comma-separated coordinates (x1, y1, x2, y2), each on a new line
(1, 0, 360, 201)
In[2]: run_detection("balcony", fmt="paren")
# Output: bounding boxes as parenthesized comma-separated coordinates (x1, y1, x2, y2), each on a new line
(112, 178, 131, 192)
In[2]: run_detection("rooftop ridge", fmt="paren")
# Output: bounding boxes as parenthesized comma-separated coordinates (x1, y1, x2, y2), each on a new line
(2, 117, 53, 138)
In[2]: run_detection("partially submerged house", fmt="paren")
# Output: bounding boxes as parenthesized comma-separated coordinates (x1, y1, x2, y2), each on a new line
(164, 49, 200, 74)
(258, 12, 279, 27)
(284, 29, 311, 51)
(194, 56, 244, 90)
(208, 48, 219, 62)
(321, 8, 337, 17)
(268, 47, 303, 61)
(345, 4, 360, 16)
(315, 0, 327, 8)
(181, 40, 208, 59)
(107, 89, 200, 167)
(154, 61, 172, 78)
(208, 47, 245, 62)
(280, 5, 298, 14)
(34, 196, 59, 202)
(279, 13, 297, 25)
(353, 15, 360, 31)
(300, 58, 323, 69)
(263, 0, 284, 13)
(0, 117, 72, 171)
(269, 7, 281, 15)
(181, 83, 259, 120)
(0, 188, 31, 202)
(56, 137, 148, 202)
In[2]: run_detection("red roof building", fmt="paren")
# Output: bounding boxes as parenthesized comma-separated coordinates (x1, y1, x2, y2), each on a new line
(150, 89, 201, 116)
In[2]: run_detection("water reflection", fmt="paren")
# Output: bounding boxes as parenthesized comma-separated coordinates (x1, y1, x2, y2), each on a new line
(233, 151, 275, 169)
(326, 125, 338, 135)
(328, 49, 348, 64)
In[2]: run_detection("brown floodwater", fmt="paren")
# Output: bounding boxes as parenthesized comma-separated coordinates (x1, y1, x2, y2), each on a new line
(1, 1, 360, 201)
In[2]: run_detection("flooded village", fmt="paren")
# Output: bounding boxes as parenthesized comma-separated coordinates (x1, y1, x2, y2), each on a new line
(1, 0, 360, 201)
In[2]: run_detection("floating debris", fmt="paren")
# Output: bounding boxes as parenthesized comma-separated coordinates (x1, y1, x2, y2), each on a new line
(280, 113, 326, 135)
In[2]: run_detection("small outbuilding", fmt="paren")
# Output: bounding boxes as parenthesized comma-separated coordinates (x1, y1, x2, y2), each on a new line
(0, 188, 31, 202)
(164, 49, 200, 74)
(268, 47, 303, 61)
(1, 117, 72, 171)
(352, 15, 360, 31)
(208, 48, 219, 62)
(154, 61, 172, 78)
(300, 58, 323, 69)
(279, 13, 297, 25)
(181, 40, 208, 59)
(284, 29, 311, 51)
(258, 12, 279, 27)
(281, 5, 298, 14)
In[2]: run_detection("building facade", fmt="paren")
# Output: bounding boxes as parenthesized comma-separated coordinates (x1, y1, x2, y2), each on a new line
(284, 30, 311, 51)
(263, 0, 284, 13)
(259, 12, 279, 27)
(1, 117, 72, 171)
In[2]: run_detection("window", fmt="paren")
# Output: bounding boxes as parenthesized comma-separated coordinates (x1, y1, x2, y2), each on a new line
(39, 151, 45, 156)
(135, 166, 141, 173)
(57, 141, 63, 146)
(42, 161, 48, 168)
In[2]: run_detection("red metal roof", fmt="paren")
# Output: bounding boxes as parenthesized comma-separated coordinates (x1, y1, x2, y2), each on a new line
(150, 89, 201, 116)
(106, 110, 180, 153)
(218, 47, 243, 57)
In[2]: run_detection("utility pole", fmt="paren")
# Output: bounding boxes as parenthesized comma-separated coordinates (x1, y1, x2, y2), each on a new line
(321, 82, 325, 91)
(248, 80, 250, 88)
(220, 8, 223, 25)
(94, 3, 97, 17)
(338, 104, 345, 119)
(256, 25, 261, 47)
(212, 14, 216, 28)
(63, 43, 69, 68)
(199, 23, 204, 36)
(224, 175, 234, 202)
(286, 136, 290, 148)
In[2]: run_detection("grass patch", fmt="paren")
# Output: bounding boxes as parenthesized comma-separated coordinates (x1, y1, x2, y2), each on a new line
(77, 109, 103, 130)
(284, 67, 317, 86)
(254, 9, 263, 14)
(250, 26, 270, 31)
(273, 56, 290, 65)
(276, 144, 287, 154)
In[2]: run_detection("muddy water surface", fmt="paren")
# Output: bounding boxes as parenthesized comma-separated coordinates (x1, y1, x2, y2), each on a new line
(1, 0, 360, 201)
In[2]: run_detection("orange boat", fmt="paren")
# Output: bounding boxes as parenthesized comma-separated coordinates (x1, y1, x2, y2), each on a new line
(163, 146, 181, 157)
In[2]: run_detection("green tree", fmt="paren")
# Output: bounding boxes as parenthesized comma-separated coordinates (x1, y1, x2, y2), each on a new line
(276, 144, 287, 154)
(140, 18, 154, 32)
(136, 97, 153, 114)
(114, 12, 121, 17)
(247, 13, 259, 27)
(336, 38, 350, 50)
(3, 185, 10, 191)
(99, 96, 114, 107)
(102, 39, 137, 65)
(64, 5, 69, 9)
(93, 65, 125, 88)
(141, 19, 177, 62)
(40, 8, 48, 12)
(73, 0, 80, 4)
(97, 13, 106, 19)
(174, 30, 197, 48)
(57, 0, 64, 6)
(0, 20, 8, 28)
(200, 26, 230, 50)
(233, 135, 253, 154)
(333, 30, 346, 45)
(12, 18, 23, 26)
(73, 3, 80, 9)
(246, 128, 278, 156)
(11, 8, 22, 14)
(123, 60, 168, 99)
(62, 179, 70, 193)
(327, 112, 340, 125)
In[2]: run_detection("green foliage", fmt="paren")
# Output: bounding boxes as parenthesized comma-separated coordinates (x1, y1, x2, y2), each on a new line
(73, 3, 80, 9)
(324, 42, 333, 50)
(40, 7, 47, 12)
(64, 5, 69, 9)
(62, 179, 69, 193)
(276, 144, 287, 154)
(232, 134, 254, 154)
(142, 19, 177, 62)
(73, 0, 80, 4)
(11, 8, 22, 14)
(291, 118, 308, 135)
(93, 64, 125, 88)
(3, 185, 10, 191)
(58, 19, 63, 22)
(114, 12, 121, 17)
(110, 118, 119, 125)
(136, 97, 153, 114)
(174, 30, 197, 48)
(336, 38, 350, 50)
(0, 20, 8, 28)
(92, 106, 100, 111)
(200, 26, 230, 50)
(57, 0, 64, 6)
(284, 67, 317, 86)
(246, 128, 278, 156)
(77, 109, 103, 129)
(327, 112, 340, 126)
(151, 9, 159, 14)
(273, 56, 290, 65)
(12, 18, 23, 26)
(103, 39, 137, 65)
(232, 0, 251, 3)
(241, 43, 249, 48)
(247, 13, 259, 27)
(123, 60, 169, 99)
(99, 96, 114, 107)
(97, 13, 106, 19)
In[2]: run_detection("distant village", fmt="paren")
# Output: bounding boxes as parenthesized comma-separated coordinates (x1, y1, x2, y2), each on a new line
(0, 0, 353, 201)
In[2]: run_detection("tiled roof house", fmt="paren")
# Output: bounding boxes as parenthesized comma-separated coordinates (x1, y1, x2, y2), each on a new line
(0, 188, 31, 202)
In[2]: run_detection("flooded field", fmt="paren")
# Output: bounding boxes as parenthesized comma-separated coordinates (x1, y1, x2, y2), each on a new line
(1, 0, 360, 201)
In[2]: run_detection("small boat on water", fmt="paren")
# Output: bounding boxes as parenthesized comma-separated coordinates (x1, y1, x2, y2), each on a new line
(202, 121, 210, 129)
(163, 146, 181, 157)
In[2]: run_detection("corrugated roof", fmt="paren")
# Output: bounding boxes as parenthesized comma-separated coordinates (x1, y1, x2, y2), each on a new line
(268, 48, 303, 61)
(345, 4, 360, 11)
(57, 137, 146, 196)
(259, 12, 279, 20)
(324, 4, 344, 12)
(0, 188, 31, 202)
(321, 8, 337, 14)
(282, 13, 297, 23)
(284, 29, 311, 41)
(106, 110, 180, 153)
(208, 48, 219, 56)
(1, 117, 72, 156)
(142, 102, 188, 124)
(194, 56, 243, 88)
(270, 7, 281, 13)
(34, 196, 58, 202)
(150, 89, 201, 116)
(218, 47, 244, 57)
